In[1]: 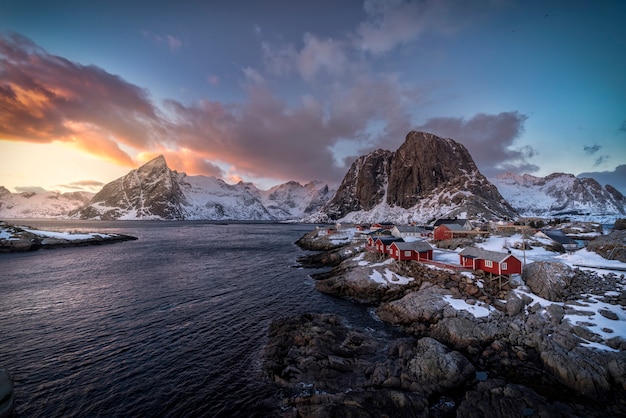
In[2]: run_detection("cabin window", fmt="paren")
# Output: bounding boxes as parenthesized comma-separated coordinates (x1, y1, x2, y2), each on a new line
(405, 251, 412, 257)
(501, 262, 507, 270)
(485, 260, 493, 268)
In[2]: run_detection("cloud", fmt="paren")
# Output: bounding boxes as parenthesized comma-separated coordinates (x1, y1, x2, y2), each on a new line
(584, 144, 601, 155)
(620, 119, 626, 132)
(578, 164, 626, 195)
(414, 112, 535, 177)
(59, 180, 105, 191)
(0, 32, 165, 166)
(355, 0, 492, 54)
(594, 155, 609, 167)
(298, 33, 349, 81)
(15, 186, 47, 194)
(142, 30, 183, 50)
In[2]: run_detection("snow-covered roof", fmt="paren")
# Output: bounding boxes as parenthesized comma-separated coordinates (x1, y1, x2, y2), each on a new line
(459, 247, 515, 263)
(391, 241, 433, 252)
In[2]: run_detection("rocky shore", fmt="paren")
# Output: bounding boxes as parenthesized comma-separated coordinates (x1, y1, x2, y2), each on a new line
(0, 222, 137, 253)
(262, 229, 626, 417)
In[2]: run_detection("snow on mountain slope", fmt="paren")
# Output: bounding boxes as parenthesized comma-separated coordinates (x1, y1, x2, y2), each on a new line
(0, 186, 94, 218)
(261, 181, 335, 220)
(491, 172, 626, 223)
(70, 156, 334, 221)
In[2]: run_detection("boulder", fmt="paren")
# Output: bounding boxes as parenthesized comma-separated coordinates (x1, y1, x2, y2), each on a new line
(523, 261, 575, 301)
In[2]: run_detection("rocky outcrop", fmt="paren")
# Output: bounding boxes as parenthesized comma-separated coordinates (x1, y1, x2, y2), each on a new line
(263, 313, 476, 417)
(270, 230, 626, 417)
(320, 131, 518, 222)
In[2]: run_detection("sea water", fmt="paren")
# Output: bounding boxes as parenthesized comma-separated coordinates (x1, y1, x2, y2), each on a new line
(0, 221, 390, 417)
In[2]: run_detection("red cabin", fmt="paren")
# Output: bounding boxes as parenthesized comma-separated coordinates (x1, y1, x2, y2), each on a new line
(389, 241, 433, 261)
(433, 223, 467, 241)
(459, 247, 522, 275)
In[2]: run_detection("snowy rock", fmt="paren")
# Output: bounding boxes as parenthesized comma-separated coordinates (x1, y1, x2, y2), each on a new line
(523, 261, 575, 302)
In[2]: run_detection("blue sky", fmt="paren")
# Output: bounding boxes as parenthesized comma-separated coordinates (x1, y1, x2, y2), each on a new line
(1, 0, 625, 194)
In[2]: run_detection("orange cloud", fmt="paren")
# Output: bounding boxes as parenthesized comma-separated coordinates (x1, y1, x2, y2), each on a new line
(0, 32, 164, 163)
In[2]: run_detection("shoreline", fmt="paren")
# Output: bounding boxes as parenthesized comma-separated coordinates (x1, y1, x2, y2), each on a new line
(0, 221, 138, 253)
(262, 227, 626, 416)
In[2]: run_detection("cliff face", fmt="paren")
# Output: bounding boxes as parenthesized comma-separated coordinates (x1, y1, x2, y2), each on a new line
(324, 149, 392, 219)
(321, 131, 517, 223)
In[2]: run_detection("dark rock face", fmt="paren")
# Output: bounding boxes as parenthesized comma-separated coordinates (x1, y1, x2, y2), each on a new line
(71, 156, 186, 220)
(323, 149, 392, 219)
(322, 131, 517, 221)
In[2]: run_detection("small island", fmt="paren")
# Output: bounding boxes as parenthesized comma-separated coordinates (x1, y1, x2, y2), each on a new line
(0, 221, 137, 253)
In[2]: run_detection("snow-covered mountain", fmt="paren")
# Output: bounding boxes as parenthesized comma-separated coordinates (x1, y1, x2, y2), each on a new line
(308, 131, 518, 224)
(69, 156, 335, 220)
(0, 186, 93, 218)
(491, 172, 626, 223)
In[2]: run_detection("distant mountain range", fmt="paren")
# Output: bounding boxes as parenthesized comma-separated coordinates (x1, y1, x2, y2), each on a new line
(490, 172, 625, 223)
(1, 132, 625, 222)
(68, 155, 334, 221)
(0, 186, 93, 218)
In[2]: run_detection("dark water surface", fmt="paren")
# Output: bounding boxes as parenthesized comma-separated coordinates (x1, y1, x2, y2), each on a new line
(0, 221, 389, 417)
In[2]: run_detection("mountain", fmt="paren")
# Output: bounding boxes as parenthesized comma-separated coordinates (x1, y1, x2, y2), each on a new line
(0, 186, 93, 218)
(491, 172, 626, 222)
(312, 131, 518, 224)
(69, 156, 334, 220)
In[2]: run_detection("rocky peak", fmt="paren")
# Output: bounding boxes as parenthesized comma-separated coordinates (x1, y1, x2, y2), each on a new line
(321, 131, 516, 222)
(71, 155, 186, 219)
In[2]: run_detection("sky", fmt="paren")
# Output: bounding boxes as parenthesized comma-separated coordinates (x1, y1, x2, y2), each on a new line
(1, 0, 625, 195)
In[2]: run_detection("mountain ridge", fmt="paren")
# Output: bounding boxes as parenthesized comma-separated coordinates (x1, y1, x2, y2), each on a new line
(491, 171, 626, 223)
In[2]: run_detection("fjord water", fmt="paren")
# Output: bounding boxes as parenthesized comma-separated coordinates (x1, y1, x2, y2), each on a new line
(0, 221, 387, 417)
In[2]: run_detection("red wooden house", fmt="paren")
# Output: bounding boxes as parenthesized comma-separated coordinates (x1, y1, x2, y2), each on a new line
(459, 247, 522, 276)
(389, 241, 433, 261)
(374, 237, 404, 255)
(433, 223, 468, 240)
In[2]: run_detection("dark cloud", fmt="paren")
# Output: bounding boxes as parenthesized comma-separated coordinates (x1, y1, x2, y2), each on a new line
(584, 144, 601, 155)
(578, 164, 626, 195)
(414, 111, 536, 177)
(620, 119, 626, 132)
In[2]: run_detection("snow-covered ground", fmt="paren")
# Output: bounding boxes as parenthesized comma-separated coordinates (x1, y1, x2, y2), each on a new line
(351, 231, 626, 351)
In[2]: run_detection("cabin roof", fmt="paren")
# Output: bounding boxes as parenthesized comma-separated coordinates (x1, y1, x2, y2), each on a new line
(459, 247, 514, 263)
(438, 223, 466, 231)
(391, 241, 433, 252)
(540, 229, 577, 245)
